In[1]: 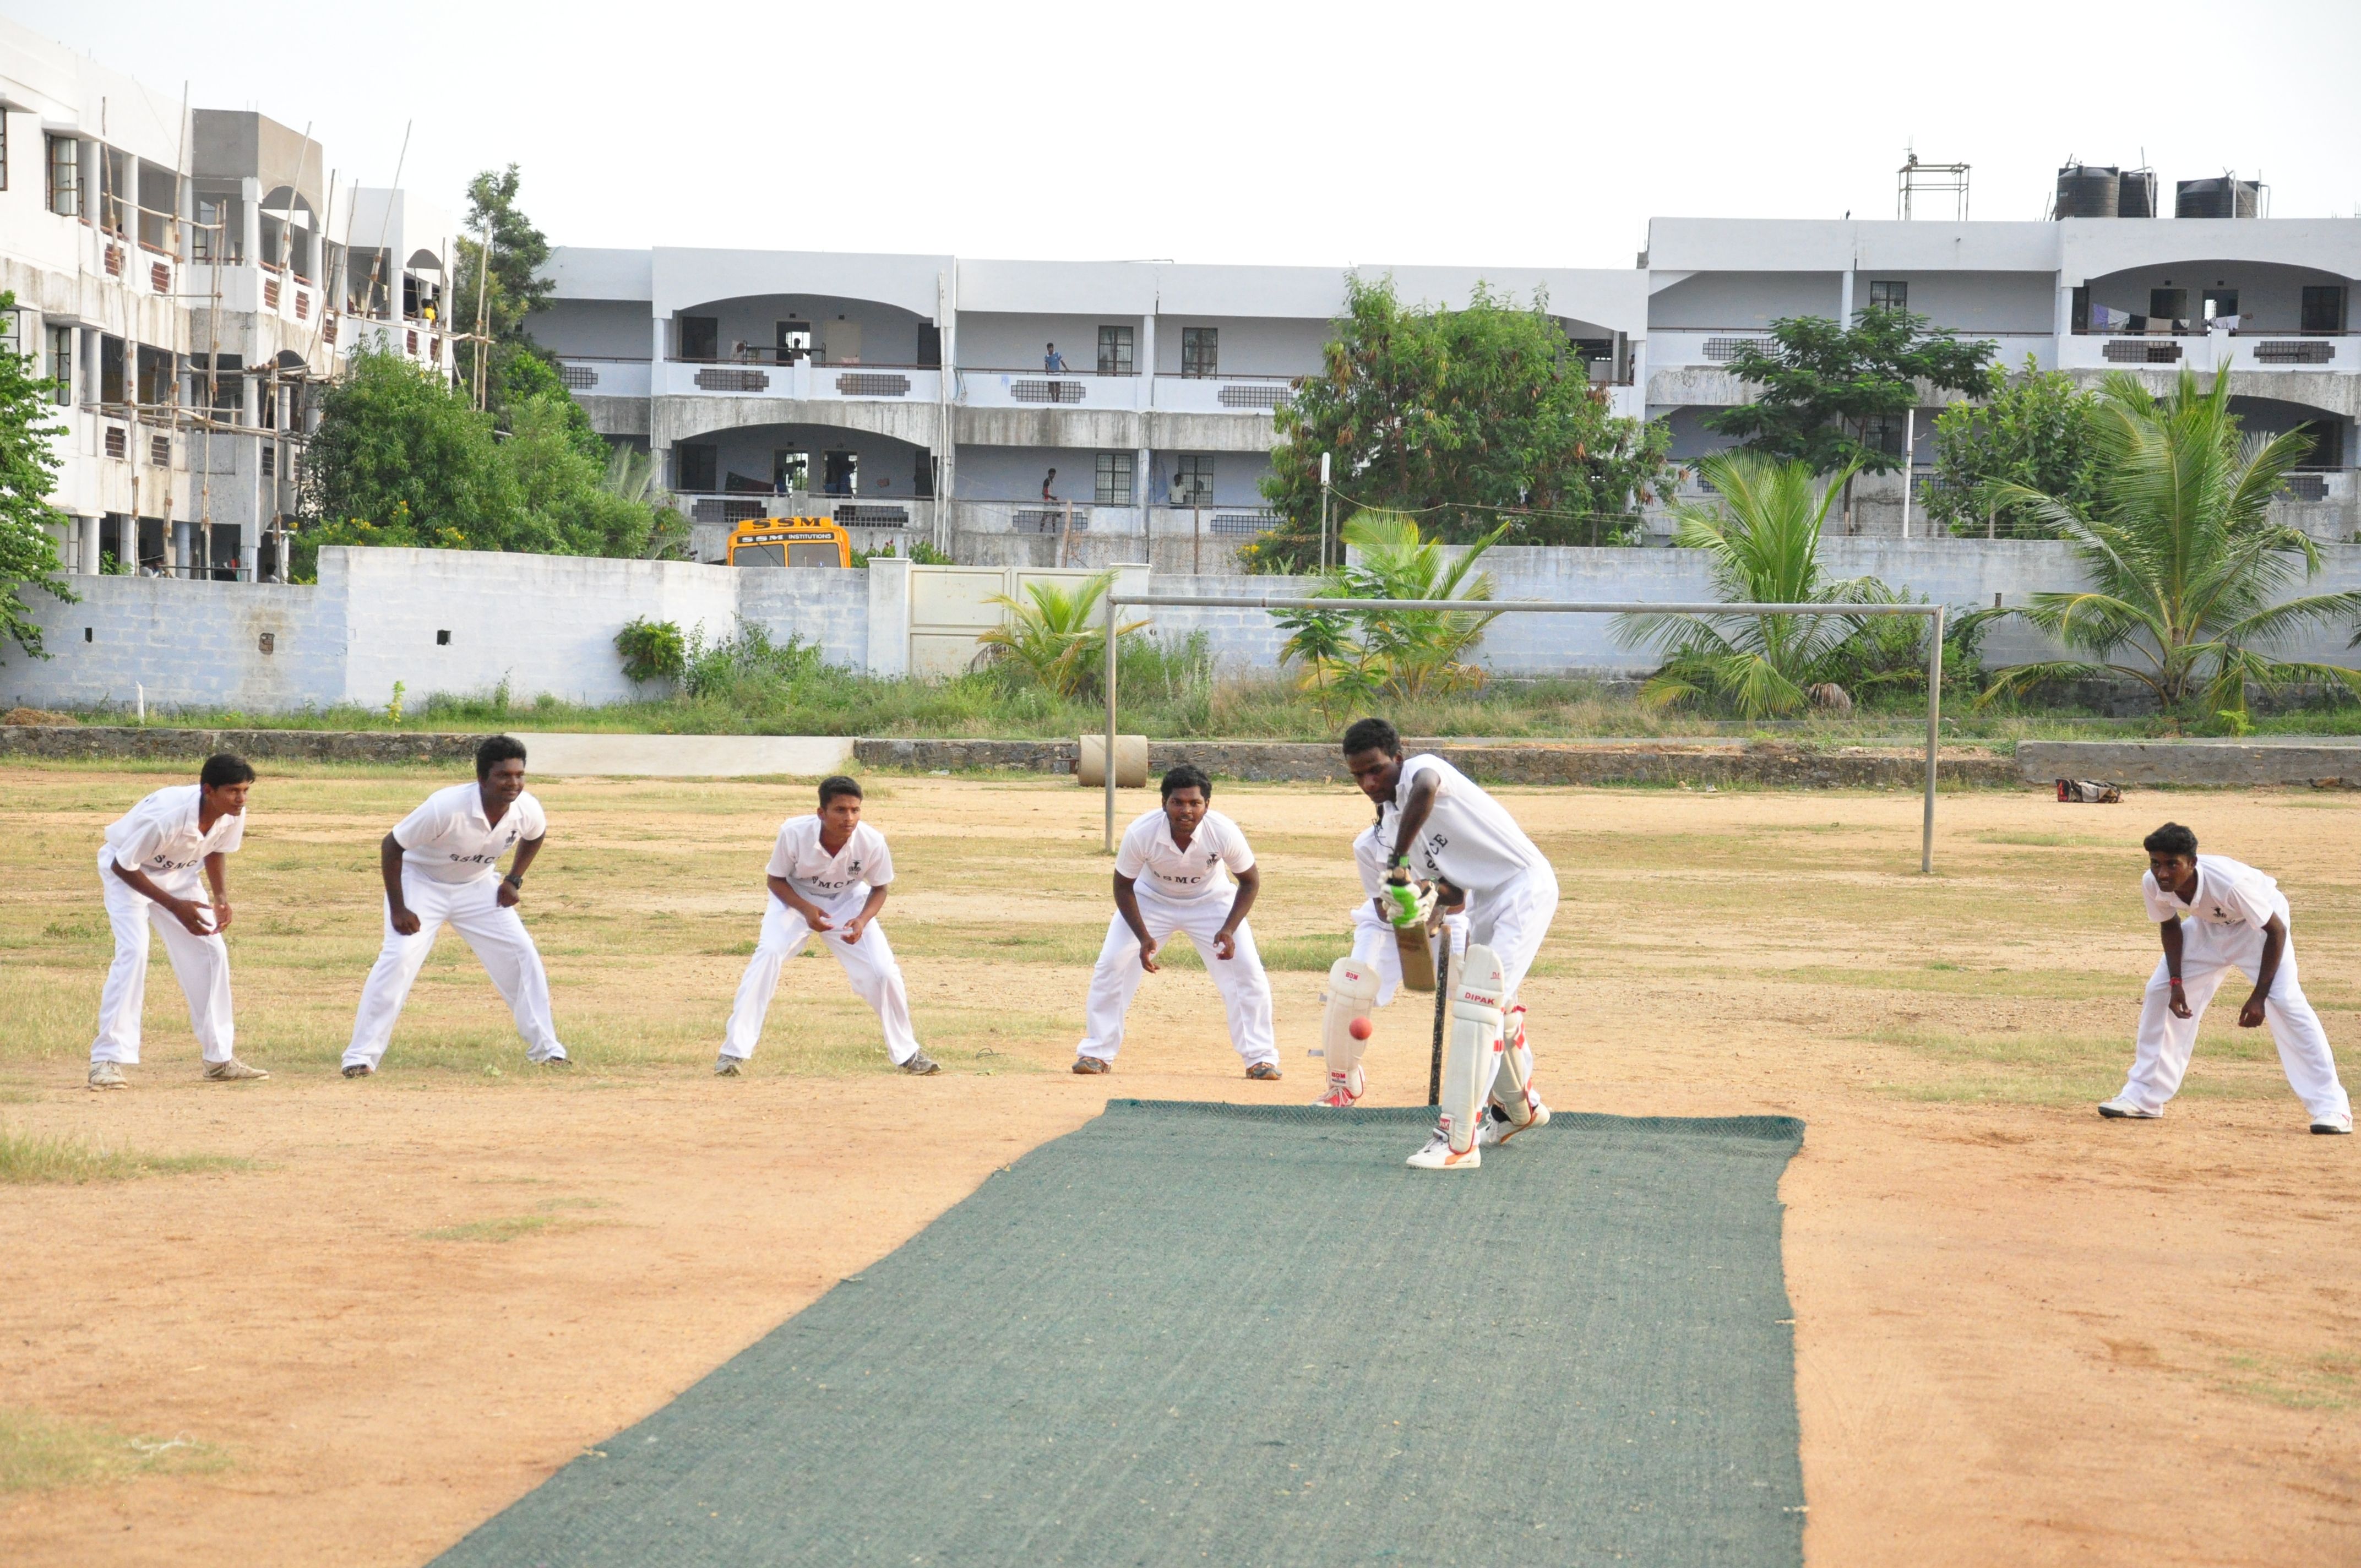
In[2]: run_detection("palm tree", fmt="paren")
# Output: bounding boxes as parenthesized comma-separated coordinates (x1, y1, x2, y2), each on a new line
(1277, 510, 1503, 701)
(1980, 368, 2361, 715)
(976, 571, 1147, 697)
(1614, 451, 1879, 716)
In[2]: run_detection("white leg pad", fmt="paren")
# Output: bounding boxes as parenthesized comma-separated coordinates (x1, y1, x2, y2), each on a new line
(1313, 956, 1383, 1106)
(1489, 1004, 1540, 1126)
(1443, 944, 1507, 1155)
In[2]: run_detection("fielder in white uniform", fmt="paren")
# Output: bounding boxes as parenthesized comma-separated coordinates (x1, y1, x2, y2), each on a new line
(88, 754, 269, 1088)
(1342, 717, 1560, 1169)
(342, 735, 568, 1076)
(720, 774, 937, 1076)
(2101, 821, 2351, 1133)
(1075, 764, 1280, 1077)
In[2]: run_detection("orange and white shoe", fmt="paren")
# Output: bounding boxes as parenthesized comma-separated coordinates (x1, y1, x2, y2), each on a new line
(1309, 1068, 1363, 1108)
(1478, 1099, 1551, 1148)
(1405, 1125, 1481, 1171)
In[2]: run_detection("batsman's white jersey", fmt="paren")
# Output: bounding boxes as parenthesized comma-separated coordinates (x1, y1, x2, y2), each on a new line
(91, 786, 244, 1066)
(344, 783, 564, 1071)
(1080, 809, 1276, 1066)
(2120, 856, 2348, 1122)
(725, 816, 923, 1065)
(1391, 755, 1558, 1001)
(1348, 815, 1463, 1005)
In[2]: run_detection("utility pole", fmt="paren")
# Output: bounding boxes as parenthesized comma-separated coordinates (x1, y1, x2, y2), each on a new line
(1318, 450, 1331, 571)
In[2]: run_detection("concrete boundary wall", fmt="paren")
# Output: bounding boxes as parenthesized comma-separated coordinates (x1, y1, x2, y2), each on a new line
(18, 540, 2361, 716)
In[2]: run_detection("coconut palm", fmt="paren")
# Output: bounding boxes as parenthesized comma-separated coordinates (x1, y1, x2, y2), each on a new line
(1614, 451, 1881, 716)
(1277, 510, 1504, 702)
(976, 571, 1147, 697)
(1980, 368, 2361, 715)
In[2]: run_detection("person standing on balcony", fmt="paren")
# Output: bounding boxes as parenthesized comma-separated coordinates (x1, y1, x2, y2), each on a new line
(1042, 468, 1057, 502)
(1044, 342, 1065, 372)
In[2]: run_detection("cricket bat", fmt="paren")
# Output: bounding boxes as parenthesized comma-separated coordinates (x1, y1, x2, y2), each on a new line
(1395, 916, 1438, 993)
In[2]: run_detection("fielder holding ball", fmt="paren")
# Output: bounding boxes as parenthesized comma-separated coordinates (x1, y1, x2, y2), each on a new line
(1074, 764, 1280, 1079)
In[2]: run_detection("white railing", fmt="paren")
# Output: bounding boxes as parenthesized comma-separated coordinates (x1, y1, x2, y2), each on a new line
(671, 492, 935, 531)
(654, 359, 942, 401)
(960, 368, 1141, 410)
(1650, 328, 2058, 374)
(1146, 374, 1297, 415)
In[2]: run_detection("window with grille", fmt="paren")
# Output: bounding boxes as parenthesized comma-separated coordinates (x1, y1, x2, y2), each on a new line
(1095, 452, 1135, 505)
(1096, 325, 1134, 375)
(1867, 280, 1907, 312)
(45, 134, 77, 217)
(677, 444, 718, 492)
(261, 444, 275, 478)
(1860, 414, 1908, 457)
(2301, 286, 2347, 334)
(151, 434, 170, 466)
(1173, 454, 1215, 505)
(46, 325, 72, 405)
(1181, 326, 1218, 378)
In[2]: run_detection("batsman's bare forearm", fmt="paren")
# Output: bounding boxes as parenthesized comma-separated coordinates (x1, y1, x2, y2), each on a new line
(203, 851, 229, 906)
(508, 834, 545, 880)
(1112, 874, 1152, 948)
(858, 885, 889, 923)
(2159, 917, 2183, 979)
(112, 859, 195, 912)
(1389, 775, 1439, 866)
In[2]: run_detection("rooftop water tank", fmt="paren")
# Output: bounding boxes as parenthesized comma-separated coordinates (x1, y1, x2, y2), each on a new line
(2117, 169, 2158, 218)
(2175, 177, 2261, 219)
(2055, 164, 2120, 219)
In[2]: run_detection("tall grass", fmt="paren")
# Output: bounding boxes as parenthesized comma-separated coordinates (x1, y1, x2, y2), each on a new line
(0, 1126, 253, 1184)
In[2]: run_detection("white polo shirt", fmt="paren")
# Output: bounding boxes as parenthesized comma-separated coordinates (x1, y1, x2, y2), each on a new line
(1353, 815, 1394, 901)
(2143, 854, 2290, 931)
(1392, 754, 1548, 897)
(105, 784, 245, 886)
(766, 816, 894, 904)
(1116, 808, 1255, 903)
(393, 782, 547, 885)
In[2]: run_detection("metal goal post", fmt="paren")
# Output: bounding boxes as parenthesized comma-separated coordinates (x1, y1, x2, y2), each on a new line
(1098, 594, 1949, 873)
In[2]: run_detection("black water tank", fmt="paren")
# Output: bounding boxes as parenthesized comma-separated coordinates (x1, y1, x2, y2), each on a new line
(2118, 170, 2158, 218)
(2175, 177, 2261, 219)
(2055, 164, 2120, 219)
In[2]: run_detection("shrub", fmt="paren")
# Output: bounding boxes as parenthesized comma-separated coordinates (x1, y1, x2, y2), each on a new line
(614, 617, 687, 684)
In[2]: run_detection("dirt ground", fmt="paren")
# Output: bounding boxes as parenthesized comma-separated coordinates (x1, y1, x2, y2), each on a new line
(1, 765, 2355, 1567)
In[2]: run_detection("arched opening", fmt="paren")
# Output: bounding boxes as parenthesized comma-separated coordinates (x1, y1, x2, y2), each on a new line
(668, 293, 936, 367)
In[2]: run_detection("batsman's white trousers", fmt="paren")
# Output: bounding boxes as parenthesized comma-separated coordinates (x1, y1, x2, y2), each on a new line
(344, 871, 564, 1070)
(1349, 903, 1468, 1008)
(1079, 888, 1277, 1066)
(724, 889, 922, 1065)
(91, 848, 235, 1065)
(1464, 864, 1559, 1006)
(2121, 918, 2351, 1121)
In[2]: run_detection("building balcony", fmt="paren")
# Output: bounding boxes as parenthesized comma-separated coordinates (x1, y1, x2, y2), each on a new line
(955, 369, 1300, 415)
(554, 356, 652, 399)
(655, 358, 942, 402)
(2060, 330, 2361, 374)
(1648, 328, 2058, 376)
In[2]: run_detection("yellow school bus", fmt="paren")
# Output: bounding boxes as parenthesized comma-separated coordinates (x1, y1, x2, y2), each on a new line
(725, 518, 852, 568)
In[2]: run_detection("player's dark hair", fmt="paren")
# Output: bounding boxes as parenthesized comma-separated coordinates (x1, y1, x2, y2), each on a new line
(1161, 763, 1211, 801)
(819, 775, 863, 807)
(1341, 717, 1400, 758)
(2143, 822, 2198, 857)
(199, 753, 255, 790)
(475, 734, 527, 779)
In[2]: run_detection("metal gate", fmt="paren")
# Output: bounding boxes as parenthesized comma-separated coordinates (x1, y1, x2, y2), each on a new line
(906, 564, 1149, 679)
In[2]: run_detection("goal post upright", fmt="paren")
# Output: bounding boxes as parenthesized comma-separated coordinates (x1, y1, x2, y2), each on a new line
(1101, 595, 1950, 873)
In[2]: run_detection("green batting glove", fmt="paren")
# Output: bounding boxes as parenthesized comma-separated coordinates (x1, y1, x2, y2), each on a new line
(1384, 864, 1421, 927)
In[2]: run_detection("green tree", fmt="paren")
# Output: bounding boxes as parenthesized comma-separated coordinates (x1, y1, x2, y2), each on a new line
(297, 346, 518, 554)
(1253, 276, 1673, 569)
(1707, 308, 1995, 528)
(0, 290, 73, 658)
(451, 165, 554, 410)
(1277, 511, 1503, 705)
(1614, 452, 1886, 717)
(1924, 356, 2103, 538)
(1982, 368, 2361, 716)
(976, 572, 1148, 698)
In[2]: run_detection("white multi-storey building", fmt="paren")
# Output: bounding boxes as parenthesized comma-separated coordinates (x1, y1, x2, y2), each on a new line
(529, 251, 1644, 564)
(541, 206, 2360, 558)
(0, 20, 453, 582)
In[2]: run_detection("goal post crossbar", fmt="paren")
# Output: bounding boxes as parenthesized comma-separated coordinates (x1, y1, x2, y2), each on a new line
(1098, 594, 1947, 874)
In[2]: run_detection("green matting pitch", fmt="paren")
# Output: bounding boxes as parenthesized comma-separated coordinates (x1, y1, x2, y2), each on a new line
(431, 1102, 1807, 1567)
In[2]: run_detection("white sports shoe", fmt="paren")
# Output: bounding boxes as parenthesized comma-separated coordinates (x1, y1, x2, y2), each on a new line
(203, 1058, 269, 1081)
(88, 1061, 127, 1091)
(714, 1054, 744, 1077)
(1405, 1126, 1481, 1171)
(1478, 1100, 1552, 1148)
(2097, 1097, 2162, 1120)
(2311, 1114, 2353, 1135)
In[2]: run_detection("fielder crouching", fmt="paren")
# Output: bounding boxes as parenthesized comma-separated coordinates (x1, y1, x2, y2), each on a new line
(1074, 764, 1280, 1079)
(1341, 718, 1559, 1170)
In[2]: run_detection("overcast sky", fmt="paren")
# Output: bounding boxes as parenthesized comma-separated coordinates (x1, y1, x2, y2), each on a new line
(11, 0, 2360, 270)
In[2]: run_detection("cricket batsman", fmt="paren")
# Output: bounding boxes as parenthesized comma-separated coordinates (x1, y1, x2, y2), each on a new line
(1340, 718, 1559, 1170)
